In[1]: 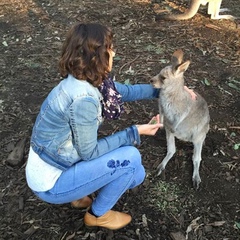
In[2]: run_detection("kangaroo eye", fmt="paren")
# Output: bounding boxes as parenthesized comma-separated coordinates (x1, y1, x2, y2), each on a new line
(159, 75, 166, 82)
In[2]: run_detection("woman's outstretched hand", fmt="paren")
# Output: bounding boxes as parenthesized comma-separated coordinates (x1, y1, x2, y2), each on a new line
(136, 114, 163, 136)
(184, 86, 197, 100)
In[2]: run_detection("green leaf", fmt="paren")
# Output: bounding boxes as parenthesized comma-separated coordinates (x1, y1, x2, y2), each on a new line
(228, 82, 240, 91)
(145, 45, 155, 52)
(229, 78, 240, 85)
(124, 79, 131, 85)
(2, 41, 8, 47)
(233, 143, 240, 150)
(155, 47, 163, 54)
(221, 59, 229, 63)
(114, 56, 121, 61)
(203, 78, 211, 86)
(150, 119, 157, 124)
(160, 59, 168, 64)
(235, 221, 240, 229)
(230, 132, 236, 138)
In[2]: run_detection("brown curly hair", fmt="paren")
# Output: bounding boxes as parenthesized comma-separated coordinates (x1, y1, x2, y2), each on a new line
(59, 23, 113, 87)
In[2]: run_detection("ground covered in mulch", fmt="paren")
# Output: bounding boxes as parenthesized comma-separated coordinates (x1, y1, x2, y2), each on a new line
(0, 0, 240, 239)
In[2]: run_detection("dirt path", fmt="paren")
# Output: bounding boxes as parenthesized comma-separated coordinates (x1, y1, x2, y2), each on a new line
(0, 0, 239, 239)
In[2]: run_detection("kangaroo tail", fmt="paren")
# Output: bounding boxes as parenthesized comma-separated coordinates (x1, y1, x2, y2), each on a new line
(156, 0, 202, 20)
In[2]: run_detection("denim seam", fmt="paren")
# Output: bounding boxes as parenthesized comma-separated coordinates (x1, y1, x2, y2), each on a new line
(95, 167, 135, 209)
(47, 166, 135, 198)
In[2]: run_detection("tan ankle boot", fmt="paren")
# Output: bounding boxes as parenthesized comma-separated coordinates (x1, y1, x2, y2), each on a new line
(84, 210, 132, 230)
(71, 196, 92, 209)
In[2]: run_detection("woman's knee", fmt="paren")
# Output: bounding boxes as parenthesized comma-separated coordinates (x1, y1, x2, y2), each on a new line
(105, 146, 143, 179)
(121, 146, 145, 185)
(129, 164, 145, 189)
(120, 146, 141, 165)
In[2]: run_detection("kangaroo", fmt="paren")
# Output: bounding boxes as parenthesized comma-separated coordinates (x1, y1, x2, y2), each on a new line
(150, 49, 210, 189)
(156, 0, 236, 20)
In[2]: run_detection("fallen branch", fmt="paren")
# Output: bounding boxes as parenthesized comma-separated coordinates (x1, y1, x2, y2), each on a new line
(228, 126, 240, 130)
(119, 55, 140, 74)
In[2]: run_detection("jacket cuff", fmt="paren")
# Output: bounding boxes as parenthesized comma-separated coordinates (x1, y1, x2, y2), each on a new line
(127, 125, 141, 146)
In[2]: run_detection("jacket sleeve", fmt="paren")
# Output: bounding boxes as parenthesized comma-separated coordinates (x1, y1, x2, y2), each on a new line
(69, 96, 140, 161)
(114, 82, 159, 102)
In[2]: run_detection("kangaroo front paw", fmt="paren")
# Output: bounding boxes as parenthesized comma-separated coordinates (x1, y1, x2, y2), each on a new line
(211, 14, 236, 20)
(192, 176, 201, 190)
(219, 8, 231, 13)
(156, 164, 166, 180)
(156, 164, 165, 176)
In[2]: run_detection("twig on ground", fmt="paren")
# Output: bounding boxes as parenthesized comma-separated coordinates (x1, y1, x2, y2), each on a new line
(119, 55, 140, 74)
(229, 126, 240, 129)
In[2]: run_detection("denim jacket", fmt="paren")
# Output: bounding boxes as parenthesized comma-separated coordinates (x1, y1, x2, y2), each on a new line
(30, 74, 159, 171)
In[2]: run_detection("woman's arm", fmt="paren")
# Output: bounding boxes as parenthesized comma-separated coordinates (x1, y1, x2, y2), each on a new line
(114, 82, 159, 102)
(70, 97, 141, 161)
(115, 82, 196, 101)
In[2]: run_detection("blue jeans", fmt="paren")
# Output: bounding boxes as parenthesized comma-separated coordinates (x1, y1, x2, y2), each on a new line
(33, 146, 145, 216)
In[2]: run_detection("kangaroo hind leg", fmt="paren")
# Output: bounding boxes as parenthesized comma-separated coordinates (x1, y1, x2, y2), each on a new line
(208, 0, 235, 19)
(192, 136, 205, 190)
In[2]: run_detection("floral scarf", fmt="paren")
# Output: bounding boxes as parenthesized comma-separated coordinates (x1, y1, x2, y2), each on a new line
(98, 75, 124, 120)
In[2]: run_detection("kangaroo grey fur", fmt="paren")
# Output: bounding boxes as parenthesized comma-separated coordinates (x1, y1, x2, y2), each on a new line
(150, 49, 210, 189)
(157, 0, 236, 20)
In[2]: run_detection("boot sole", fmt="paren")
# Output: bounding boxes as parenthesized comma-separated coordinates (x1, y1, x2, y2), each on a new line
(85, 223, 129, 230)
(84, 225, 99, 230)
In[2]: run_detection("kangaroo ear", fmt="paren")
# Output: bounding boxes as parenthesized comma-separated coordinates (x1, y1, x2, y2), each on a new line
(175, 60, 191, 74)
(171, 49, 184, 67)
